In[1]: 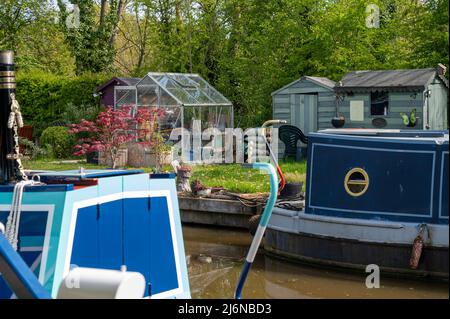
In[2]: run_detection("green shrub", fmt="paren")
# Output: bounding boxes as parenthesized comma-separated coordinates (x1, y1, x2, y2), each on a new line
(40, 126, 74, 159)
(19, 137, 52, 160)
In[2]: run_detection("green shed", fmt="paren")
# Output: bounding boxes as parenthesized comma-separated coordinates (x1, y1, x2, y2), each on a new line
(334, 64, 449, 130)
(271, 76, 336, 157)
(272, 76, 336, 133)
(272, 65, 449, 136)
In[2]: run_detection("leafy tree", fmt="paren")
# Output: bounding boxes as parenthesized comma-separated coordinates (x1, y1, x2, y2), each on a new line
(3, 0, 448, 129)
(57, 0, 128, 74)
(0, 0, 47, 49)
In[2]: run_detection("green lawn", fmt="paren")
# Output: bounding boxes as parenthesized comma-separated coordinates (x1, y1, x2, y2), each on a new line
(191, 161, 306, 193)
(23, 159, 111, 171)
(22, 159, 307, 194)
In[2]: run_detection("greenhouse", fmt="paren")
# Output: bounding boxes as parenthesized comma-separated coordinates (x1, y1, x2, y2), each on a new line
(114, 72, 234, 138)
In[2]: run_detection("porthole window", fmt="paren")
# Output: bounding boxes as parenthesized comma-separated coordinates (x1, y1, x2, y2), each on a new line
(344, 168, 369, 197)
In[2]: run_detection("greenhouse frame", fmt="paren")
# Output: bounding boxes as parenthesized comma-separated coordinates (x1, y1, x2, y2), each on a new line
(114, 72, 234, 138)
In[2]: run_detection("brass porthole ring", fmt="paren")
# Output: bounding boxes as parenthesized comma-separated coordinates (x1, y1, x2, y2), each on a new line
(344, 167, 369, 197)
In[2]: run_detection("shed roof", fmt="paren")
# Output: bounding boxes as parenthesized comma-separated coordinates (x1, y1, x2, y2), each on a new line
(335, 68, 448, 93)
(96, 77, 141, 93)
(304, 76, 336, 89)
(117, 77, 141, 86)
(271, 75, 335, 96)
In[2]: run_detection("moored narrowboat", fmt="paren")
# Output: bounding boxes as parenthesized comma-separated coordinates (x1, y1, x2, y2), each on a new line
(265, 129, 449, 279)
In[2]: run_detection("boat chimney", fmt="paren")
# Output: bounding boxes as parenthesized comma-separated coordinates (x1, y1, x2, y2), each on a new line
(437, 63, 446, 76)
(0, 50, 20, 184)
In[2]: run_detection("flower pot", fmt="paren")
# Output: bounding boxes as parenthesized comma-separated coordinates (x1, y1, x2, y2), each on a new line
(177, 166, 192, 192)
(177, 167, 192, 178)
(280, 182, 303, 199)
(331, 116, 345, 128)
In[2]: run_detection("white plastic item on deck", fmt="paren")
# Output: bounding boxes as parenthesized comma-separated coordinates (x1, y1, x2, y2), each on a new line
(0, 222, 4, 234)
(57, 267, 146, 299)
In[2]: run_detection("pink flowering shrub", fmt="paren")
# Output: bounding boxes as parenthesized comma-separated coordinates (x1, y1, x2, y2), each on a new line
(135, 107, 166, 146)
(70, 105, 165, 169)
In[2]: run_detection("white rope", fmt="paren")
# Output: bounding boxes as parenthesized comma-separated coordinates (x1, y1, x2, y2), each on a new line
(4, 179, 37, 251)
(6, 93, 28, 181)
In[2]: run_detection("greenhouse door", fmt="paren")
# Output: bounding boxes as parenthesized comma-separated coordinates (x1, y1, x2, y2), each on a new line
(114, 86, 137, 110)
(290, 94, 317, 134)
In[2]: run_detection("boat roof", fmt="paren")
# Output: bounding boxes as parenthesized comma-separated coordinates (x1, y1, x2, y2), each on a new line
(26, 169, 144, 179)
(316, 129, 449, 143)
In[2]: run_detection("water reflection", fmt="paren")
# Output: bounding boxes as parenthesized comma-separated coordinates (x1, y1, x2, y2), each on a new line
(183, 225, 449, 299)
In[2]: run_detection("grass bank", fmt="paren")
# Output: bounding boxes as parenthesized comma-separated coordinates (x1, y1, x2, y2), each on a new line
(22, 159, 307, 193)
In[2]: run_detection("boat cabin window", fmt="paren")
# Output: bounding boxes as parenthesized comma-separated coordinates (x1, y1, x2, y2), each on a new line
(344, 168, 369, 197)
(370, 91, 389, 116)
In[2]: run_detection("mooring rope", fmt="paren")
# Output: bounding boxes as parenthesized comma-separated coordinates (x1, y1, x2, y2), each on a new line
(4, 177, 41, 251)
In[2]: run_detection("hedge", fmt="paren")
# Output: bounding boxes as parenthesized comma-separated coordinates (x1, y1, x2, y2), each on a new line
(16, 71, 111, 137)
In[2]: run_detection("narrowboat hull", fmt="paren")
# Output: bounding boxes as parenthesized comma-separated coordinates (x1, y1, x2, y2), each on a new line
(266, 129, 449, 280)
(265, 208, 449, 280)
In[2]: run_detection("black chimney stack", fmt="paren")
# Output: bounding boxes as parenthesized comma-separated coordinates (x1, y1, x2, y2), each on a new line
(0, 50, 20, 184)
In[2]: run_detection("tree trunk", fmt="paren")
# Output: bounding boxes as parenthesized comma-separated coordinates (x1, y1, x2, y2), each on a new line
(187, 0, 193, 73)
(110, 147, 117, 169)
(109, 0, 127, 48)
(99, 0, 107, 25)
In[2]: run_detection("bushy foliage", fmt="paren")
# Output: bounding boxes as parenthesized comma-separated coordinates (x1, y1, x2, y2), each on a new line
(19, 137, 52, 160)
(40, 126, 75, 159)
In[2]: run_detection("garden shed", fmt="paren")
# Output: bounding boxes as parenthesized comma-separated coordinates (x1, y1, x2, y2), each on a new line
(272, 75, 336, 133)
(272, 65, 449, 140)
(271, 76, 336, 157)
(95, 77, 141, 107)
(334, 65, 449, 130)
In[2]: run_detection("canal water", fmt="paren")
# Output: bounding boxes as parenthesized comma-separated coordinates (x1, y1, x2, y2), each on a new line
(183, 225, 449, 299)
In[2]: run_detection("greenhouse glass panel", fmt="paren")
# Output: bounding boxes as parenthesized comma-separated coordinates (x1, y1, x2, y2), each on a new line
(135, 72, 234, 133)
(183, 105, 232, 131)
(159, 107, 182, 138)
(114, 86, 136, 108)
(188, 75, 230, 104)
(158, 87, 181, 107)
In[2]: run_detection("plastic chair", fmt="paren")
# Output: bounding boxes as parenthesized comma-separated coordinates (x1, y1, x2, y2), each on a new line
(278, 125, 308, 160)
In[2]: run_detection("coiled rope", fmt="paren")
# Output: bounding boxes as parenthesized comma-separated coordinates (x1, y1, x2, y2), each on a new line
(4, 177, 42, 251)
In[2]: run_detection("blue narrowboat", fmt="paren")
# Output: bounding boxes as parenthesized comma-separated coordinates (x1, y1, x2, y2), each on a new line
(0, 170, 191, 298)
(266, 129, 449, 279)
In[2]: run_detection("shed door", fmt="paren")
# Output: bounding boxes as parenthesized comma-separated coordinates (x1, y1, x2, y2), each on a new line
(428, 83, 448, 130)
(290, 94, 317, 134)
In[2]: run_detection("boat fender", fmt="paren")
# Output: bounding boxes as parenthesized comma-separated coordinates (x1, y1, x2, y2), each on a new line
(0, 222, 4, 234)
(409, 224, 429, 270)
(57, 267, 146, 299)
